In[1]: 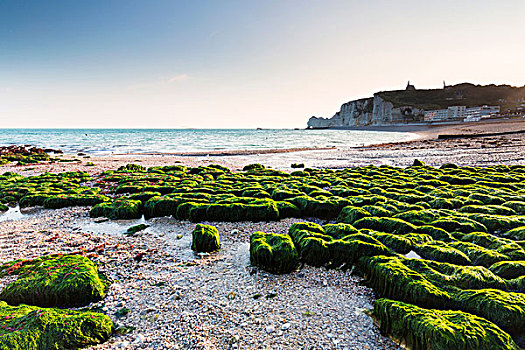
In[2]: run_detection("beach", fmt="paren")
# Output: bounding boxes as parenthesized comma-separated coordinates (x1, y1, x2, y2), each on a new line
(1, 120, 525, 349)
(2, 119, 524, 177)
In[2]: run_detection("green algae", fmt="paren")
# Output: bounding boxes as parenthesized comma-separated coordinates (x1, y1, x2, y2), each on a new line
(191, 224, 220, 253)
(359, 255, 452, 309)
(416, 241, 472, 265)
(373, 298, 519, 350)
(454, 289, 525, 335)
(353, 217, 417, 235)
(337, 206, 370, 225)
(250, 231, 299, 274)
(503, 226, 525, 241)
(489, 261, 525, 280)
(89, 199, 142, 220)
(0, 255, 109, 308)
(0, 301, 113, 350)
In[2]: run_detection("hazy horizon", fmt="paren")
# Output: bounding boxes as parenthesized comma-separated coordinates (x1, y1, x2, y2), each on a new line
(1, 0, 524, 128)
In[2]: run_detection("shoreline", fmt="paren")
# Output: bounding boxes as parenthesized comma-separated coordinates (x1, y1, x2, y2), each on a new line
(0, 119, 524, 176)
(111, 146, 337, 157)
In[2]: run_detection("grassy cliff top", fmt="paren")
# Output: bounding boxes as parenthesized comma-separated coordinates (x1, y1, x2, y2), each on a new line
(376, 83, 525, 110)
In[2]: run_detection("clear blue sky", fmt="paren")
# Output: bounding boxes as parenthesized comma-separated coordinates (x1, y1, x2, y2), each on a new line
(1, 0, 523, 128)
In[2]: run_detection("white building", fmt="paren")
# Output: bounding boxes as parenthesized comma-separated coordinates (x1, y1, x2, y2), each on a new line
(424, 105, 499, 122)
(424, 106, 466, 122)
(464, 105, 500, 118)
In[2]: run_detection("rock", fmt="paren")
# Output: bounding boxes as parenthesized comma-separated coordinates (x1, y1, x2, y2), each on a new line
(282, 323, 291, 330)
(133, 333, 146, 344)
(116, 341, 130, 349)
(265, 325, 275, 333)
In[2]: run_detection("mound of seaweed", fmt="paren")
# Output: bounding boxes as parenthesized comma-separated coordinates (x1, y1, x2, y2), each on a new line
(191, 224, 221, 253)
(0, 255, 110, 308)
(0, 301, 113, 350)
(250, 231, 299, 274)
(3, 161, 525, 349)
(373, 298, 519, 350)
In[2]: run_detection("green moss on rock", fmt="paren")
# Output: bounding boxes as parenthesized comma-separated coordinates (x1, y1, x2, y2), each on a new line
(373, 298, 519, 350)
(0, 255, 109, 308)
(191, 224, 220, 253)
(353, 217, 417, 235)
(249, 231, 299, 274)
(0, 301, 114, 350)
(90, 199, 142, 220)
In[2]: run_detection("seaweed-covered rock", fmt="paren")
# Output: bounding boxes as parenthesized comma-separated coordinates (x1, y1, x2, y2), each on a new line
(403, 258, 506, 291)
(416, 225, 453, 242)
(275, 201, 301, 218)
(367, 231, 413, 254)
(125, 223, 149, 235)
(431, 218, 486, 233)
(449, 241, 509, 268)
(323, 223, 359, 239)
(328, 235, 390, 267)
(143, 196, 181, 218)
(502, 201, 525, 215)
(42, 194, 109, 209)
(288, 222, 325, 238)
(191, 224, 220, 253)
(337, 206, 370, 225)
(416, 241, 471, 266)
(459, 205, 517, 216)
(503, 226, 525, 241)
(0, 255, 109, 308)
(373, 298, 519, 350)
(90, 199, 142, 220)
(117, 163, 146, 172)
(353, 217, 417, 235)
(0, 301, 114, 350)
(128, 191, 162, 203)
(359, 255, 451, 309)
(250, 231, 299, 274)
(293, 195, 347, 219)
(454, 288, 525, 335)
(489, 261, 525, 280)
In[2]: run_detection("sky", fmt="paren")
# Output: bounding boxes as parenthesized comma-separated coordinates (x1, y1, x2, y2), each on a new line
(1, 0, 524, 128)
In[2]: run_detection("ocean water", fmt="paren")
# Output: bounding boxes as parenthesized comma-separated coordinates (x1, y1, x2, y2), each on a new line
(0, 129, 417, 155)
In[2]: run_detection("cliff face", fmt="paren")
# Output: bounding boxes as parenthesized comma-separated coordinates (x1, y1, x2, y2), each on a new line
(308, 95, 404, 128)
(307, 83, 525, 129)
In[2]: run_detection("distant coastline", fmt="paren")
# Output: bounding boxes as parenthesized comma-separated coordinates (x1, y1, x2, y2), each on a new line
(307, 82, 525, 129)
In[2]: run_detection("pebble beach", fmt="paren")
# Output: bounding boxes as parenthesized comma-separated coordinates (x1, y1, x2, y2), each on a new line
(1, 120, 524, 350)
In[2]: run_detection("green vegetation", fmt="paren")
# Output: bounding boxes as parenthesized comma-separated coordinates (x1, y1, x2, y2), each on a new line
(373, 298, 519, 350)
(3, 161, 525, 348)
(0, 255, 109, 308)
(377, 83, 525, 111)
(191, 224, 220, 253)
(250, 231, 299, 274)
(0, 301, 113, 350)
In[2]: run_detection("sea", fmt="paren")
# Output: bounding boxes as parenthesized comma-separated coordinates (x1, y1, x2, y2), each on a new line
(0, 129, 417, 155)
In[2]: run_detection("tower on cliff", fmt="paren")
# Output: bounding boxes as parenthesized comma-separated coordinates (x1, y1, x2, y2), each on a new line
(406, 81, 416, 91)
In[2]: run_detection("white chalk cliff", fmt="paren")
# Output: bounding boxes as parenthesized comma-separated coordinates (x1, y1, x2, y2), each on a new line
(307, 95, 424, 128)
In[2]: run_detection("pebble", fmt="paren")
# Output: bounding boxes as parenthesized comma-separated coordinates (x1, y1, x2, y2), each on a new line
(115, 341, 130, 348)
(133, 334, 146, 344)
(265, 325, 275, 334)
